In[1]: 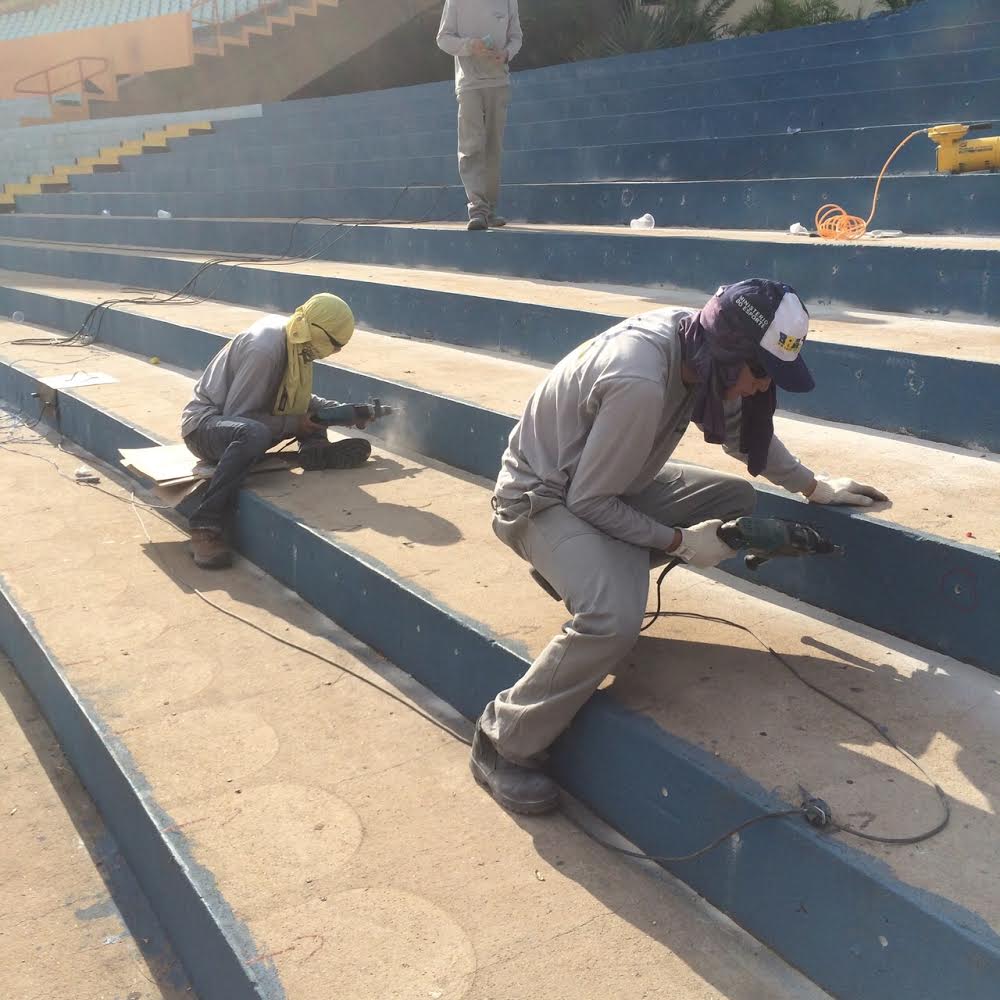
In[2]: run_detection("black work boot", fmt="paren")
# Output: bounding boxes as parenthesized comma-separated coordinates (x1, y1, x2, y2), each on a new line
(470, 719, 559, 815)
(298, 438, 371, 472)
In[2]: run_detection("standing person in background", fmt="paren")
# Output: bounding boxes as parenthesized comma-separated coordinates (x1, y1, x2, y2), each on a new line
(437, 0, 522, 231)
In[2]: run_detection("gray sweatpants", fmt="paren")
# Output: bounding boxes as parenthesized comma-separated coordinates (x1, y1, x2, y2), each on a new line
(482, 462, 756, 762)
(457, 84, 510, 221)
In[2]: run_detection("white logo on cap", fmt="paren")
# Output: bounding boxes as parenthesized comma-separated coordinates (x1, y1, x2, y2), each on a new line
(759, 293, 809, 363)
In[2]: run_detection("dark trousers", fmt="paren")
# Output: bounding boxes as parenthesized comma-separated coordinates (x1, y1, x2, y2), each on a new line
(184, 416, 274, 532)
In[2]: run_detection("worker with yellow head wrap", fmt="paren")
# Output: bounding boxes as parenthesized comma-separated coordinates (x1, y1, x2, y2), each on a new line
(180, 293, 371, 569)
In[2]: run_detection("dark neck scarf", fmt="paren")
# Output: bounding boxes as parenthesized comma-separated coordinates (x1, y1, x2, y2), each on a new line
(678, 301, 777, 477)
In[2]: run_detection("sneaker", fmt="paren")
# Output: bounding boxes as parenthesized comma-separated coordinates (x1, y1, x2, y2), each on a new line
(470, 719, 559, 815)
(190, 528, 232, 570)
(467, 216, 488, 231)
(487, 215, 507, 228)
(298, 437, 372, 472)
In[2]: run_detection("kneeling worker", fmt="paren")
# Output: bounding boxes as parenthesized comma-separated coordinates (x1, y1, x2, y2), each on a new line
(474, 279, 888, 814)
(181, 293, 371, 569)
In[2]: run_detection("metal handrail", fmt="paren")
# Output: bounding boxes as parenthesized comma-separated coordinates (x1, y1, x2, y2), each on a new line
(13, 55, 111, 101)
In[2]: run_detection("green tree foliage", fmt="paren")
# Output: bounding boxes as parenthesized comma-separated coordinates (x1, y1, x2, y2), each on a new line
(573, 0, 736, 60)
(730, 0, 849, 35)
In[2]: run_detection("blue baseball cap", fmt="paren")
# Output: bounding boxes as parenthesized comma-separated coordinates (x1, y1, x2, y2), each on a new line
(714, 279, 815, 393)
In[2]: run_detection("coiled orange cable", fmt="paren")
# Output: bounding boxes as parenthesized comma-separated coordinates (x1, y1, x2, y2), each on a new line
(815, 128, 928, 240)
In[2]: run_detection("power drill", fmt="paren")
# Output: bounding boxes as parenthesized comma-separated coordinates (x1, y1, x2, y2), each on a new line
(717, 516, 844, 571)
(314, 398, 395, 429)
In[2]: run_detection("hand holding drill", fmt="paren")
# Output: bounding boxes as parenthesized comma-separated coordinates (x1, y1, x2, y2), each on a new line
(312, 398, 396, 431)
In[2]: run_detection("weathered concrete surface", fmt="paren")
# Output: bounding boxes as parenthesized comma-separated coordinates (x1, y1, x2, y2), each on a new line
(1, 283, 996, 550)
(0, 426, 831, 1000)
(0, 651, 192, 1000)
(0, 244, 996, 362)
(1, 333, 997, 939)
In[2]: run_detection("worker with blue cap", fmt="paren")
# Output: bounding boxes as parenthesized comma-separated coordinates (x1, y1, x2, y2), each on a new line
(475, 278, 889, 814)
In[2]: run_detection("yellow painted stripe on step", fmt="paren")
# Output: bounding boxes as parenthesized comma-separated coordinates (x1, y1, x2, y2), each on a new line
(5, 183, 42, 195)
(56, 164, 96, 176)
(30, 175, 69, 186)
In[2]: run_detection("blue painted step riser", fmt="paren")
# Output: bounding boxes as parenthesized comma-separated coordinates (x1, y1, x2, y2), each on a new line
(83, 127, 941, 190)
(0, 588, 277, 1000)
(5, 211, 999, 331)
(184, 76, 1000, 143)
(1, 357, 998, 1000)
(23, 172, 1000, 236)
(270, 16, 999, 117)
(0, 244, 996, 458)
(462, 39, 1000, 106)
(125, 121, 938, 176)
(231, 45, 999, 126)
(0, 285, 994, 673)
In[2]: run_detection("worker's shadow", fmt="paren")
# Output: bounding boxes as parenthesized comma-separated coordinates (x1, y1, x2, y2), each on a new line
(250, 451, 463, 548)
(518, 632, 1000, 984)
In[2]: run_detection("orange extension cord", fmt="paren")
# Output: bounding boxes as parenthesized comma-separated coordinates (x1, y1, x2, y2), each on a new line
(815, 127, 928, 240)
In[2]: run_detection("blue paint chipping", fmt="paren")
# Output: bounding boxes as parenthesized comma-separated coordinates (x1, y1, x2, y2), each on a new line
(2, 353, 999, 1000)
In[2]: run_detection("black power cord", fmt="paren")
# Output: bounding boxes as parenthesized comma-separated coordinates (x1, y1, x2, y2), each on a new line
(7, 182, 451, 349)
(0, 414, 949, 864)
(631, 561, 950, 852)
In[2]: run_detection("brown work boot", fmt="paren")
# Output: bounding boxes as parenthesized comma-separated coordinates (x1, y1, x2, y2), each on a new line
(189, 528, 232, 570)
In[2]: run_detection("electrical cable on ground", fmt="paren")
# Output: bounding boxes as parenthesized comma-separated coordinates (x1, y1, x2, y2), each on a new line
(5, 183, 450, 349)
(815, 128, 928, 240)
(0, 412, 949, 870)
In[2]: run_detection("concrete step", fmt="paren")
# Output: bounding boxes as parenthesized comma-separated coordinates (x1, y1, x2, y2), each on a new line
(0, 320, 997, 1000)
(116, 122, 943, 179)
(359, 36, 1000, 113)
(0, 420, 832, 1000)
(22, 169, 999, 235)
(212, 74, 1000, 144)
(0, 651, 192, 998)
(65, 127, 951, 194)
(0, 241, 994, 453)
(0, 270, 995, 672)
(284, 20, 1000, 115)
(1, 217, 995, 325)
(113, 119, 934, 182)
(264, 10, 1000, 123)
(207, 45, 999, 128)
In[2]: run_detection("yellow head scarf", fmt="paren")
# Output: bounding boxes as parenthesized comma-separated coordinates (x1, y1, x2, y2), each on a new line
(273, 293, 354, 417)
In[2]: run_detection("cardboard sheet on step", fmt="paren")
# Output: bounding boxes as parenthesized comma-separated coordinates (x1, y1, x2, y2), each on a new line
(119, 443, 290, 504)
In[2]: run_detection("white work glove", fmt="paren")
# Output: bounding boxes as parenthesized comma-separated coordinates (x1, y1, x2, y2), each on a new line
(807, 475, 889, 507)
(673, 519, 735, 569)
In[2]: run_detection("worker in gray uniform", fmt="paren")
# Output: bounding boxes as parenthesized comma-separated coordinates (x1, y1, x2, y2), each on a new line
(474, 279, 888, 814)
(180, 293, 371, 570)
(437, 0, 522, 231)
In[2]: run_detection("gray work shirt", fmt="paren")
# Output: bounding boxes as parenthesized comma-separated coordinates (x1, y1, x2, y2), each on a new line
(437, 0, 522, 94)
(180, 315, 332, 440)
(494, 308, 815, 551)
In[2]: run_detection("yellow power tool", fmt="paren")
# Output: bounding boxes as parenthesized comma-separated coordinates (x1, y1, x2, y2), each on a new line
(927, 122, 999, 174)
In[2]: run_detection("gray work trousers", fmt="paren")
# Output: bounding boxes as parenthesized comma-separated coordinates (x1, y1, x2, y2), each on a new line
(457, 85, 510, 221)
(482, 462, 756, 762)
